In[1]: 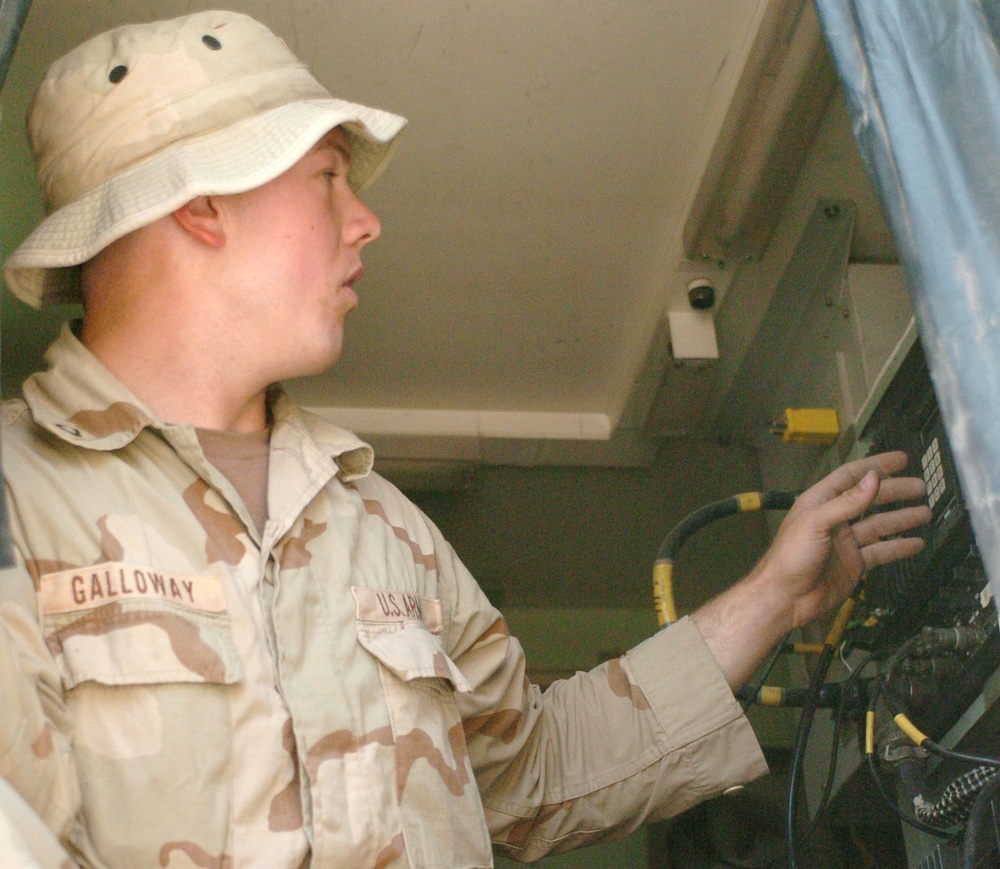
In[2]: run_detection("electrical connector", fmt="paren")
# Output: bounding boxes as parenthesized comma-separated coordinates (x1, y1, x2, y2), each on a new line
(770, 408, 840, 446)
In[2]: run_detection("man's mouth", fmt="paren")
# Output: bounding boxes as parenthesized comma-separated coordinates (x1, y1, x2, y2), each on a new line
(345, 267, 364, 288)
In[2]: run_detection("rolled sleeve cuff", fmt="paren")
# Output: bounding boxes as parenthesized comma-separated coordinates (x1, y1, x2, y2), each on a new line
(627, 616, 768, 796)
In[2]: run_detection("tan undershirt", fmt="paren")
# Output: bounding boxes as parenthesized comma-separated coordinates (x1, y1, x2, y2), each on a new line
(196, 427, 270, 534)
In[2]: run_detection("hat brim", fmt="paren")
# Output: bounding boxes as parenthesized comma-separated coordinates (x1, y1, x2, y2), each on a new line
(3, 98, 407, 308)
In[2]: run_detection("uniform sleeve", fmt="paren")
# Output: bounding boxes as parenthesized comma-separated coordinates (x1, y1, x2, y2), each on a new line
(0, 564, 92, 866)
(438, 538, 769, 861)
(0, 775, 81, 868)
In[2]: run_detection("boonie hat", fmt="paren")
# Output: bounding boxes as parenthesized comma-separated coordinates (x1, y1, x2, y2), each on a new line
(3, 9, 407, 308)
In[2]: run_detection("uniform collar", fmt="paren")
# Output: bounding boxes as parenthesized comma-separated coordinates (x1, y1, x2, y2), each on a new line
(22, 321, 160, 450)
(22, 321, 374, 479)
(269, 389, 374, 482)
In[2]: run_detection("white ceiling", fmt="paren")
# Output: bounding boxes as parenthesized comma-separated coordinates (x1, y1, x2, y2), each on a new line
(1, 0, 895, 475)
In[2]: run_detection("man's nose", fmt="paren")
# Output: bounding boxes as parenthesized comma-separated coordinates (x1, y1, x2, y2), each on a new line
(347, 192, 382, 247)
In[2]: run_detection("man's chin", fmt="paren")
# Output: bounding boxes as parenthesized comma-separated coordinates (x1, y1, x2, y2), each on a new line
(312, 339, 346, 376)
(280, 340, 345, 382)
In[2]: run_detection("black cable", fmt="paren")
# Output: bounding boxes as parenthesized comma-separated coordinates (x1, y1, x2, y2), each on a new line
(920, 741, 1000, 769)
(652, 490, 802, 860)
(802, 651, 877, 842)
(739, 676, 867, 711)
(654, 490, 797, 628)
(863, 676, 955, 838)
(786, 643, 837, 869)
(655, 491, 798, 562)
(740, 632, 791, 714)
(878, 637, 1000, 767)
(785, 589, 870, 867)
(864, 740, 954, 838)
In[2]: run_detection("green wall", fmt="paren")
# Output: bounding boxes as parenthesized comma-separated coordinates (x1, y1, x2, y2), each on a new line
(1, 16, 78, 399)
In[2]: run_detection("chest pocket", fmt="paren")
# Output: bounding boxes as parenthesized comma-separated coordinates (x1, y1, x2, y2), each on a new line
(356, 614, 493, 868)
(39, 564, 244, 690)
(37, 565, 244, 868)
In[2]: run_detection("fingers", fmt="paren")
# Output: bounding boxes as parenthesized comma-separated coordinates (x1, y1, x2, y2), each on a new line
(870, 450, 912, 475)
(870, 475, 928, 507)
(826, 459, 931, 581)
(798, 467, 882, 532)
(786, 453, 930, 579)
(804, 451, 912, 505)
(852, 504, 932, 546)
(798, 451, 928, 526)
(859, 535, 926, 572)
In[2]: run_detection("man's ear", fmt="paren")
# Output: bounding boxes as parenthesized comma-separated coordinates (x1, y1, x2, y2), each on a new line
(172, 196, 226, 248)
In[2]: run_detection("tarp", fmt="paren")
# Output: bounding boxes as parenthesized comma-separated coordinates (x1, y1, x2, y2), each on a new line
(814, 0, 1000, 609)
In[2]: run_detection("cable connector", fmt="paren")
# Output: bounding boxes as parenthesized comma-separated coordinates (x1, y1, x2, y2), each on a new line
(738, 679, 868, 713)
(770, 408, 840, 446)
(910, 624, 983, 656)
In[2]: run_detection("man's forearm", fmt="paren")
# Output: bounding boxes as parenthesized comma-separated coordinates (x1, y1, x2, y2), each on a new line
(690, 568, 794, 690)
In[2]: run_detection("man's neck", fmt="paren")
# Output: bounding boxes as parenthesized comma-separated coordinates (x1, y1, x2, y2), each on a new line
(78, 229, 278, 434)
(80, 316, 271, 433)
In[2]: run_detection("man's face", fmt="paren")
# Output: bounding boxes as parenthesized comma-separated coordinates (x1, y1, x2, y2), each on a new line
(222, 127, 381, 380)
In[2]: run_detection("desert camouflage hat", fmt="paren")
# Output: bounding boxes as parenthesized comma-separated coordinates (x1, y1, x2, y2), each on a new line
(3, 9, 407, 308)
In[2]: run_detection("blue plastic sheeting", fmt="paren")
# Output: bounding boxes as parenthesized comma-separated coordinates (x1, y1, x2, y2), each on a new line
(0, 0, 32, 93)
(814, 0, 1000, 610)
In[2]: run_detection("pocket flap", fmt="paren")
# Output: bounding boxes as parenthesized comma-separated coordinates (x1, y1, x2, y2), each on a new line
(356, 621, 470, 693)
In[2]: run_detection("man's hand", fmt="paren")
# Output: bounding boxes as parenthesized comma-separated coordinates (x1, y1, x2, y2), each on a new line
(692, 451, 931, 689)
(756, 450, 931, 631)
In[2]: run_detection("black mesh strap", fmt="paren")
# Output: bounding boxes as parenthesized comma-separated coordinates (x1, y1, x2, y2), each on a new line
(914, 765, 1000, 828)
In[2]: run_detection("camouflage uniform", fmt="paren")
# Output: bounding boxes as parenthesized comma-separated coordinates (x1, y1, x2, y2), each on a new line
(0, 323, 767, 868)
(0, 778, 76, 868)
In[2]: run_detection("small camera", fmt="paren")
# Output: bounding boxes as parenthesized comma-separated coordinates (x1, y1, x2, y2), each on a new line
(687, 279, 716, 311)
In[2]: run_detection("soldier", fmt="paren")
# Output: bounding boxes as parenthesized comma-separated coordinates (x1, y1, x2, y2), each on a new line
(0, 10, 930, 869)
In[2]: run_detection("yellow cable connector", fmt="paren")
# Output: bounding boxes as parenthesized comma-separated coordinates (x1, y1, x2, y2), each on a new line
(894, 713, 929, 747)
(652, 560, 677, 627)
(786, 642, 825, 656)
(825, 596, 857, 648)
(735, 492, 763, 511)
(771, 408, 840, 446)
(758, 686, 785, 707)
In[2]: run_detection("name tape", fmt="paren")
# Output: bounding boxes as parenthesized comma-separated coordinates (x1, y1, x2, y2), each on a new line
(40, 563, 227, 615)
